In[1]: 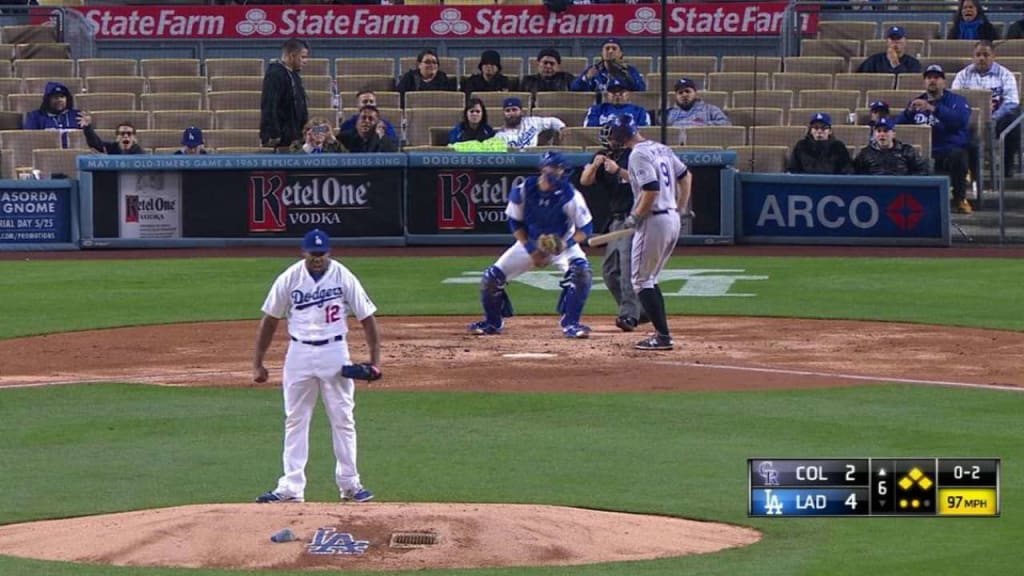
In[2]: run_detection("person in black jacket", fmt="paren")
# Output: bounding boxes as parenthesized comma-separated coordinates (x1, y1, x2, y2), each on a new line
(854, 117, 930, 176)
(396, 48, 456, 106)
(260, 38, 309, 150)
(1008, 15, 1024, 39)
(81, 115, 145, 154)
(339, 105, 399, 153)
(948, 0, 999, 41)
(788, 112, 854, 175)
(856, 26, 921, 76)
(520, 48, 575, 94)
(462, 50, 513, 94)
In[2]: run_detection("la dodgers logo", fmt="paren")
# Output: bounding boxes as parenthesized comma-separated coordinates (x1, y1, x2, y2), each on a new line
(292, 286, 344, 310)
(306, 527, 370, 555)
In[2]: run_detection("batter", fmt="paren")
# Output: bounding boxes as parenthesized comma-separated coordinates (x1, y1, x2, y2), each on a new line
(607, 114, 693, 351)
(252, 229, 381, 503)
(468, 151, 595, 338)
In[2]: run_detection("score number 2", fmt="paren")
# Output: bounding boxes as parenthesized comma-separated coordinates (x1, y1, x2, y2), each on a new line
(325, 304, 341, 323)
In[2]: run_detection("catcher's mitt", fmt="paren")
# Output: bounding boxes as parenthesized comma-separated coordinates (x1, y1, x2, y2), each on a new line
(537, 234, 566, 255)
(342, 363, 382, 381)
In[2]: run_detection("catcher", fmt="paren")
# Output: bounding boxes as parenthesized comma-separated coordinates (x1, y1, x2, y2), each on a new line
(468, 151, 595, 339)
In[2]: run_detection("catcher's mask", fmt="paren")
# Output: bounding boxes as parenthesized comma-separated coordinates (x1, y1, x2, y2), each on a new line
(607, 113, 638, 149)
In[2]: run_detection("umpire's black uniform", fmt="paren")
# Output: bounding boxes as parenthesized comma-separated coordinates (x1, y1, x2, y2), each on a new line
(574, 147, 645, 330)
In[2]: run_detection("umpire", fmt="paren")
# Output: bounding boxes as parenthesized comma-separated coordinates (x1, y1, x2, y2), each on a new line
(575, 124, 646, 331)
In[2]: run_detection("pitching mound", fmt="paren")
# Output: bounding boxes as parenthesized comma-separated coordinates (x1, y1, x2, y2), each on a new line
(0, 503, 760, 571)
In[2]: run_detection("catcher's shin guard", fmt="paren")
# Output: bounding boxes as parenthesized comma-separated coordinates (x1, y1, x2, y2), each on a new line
(480, 265, 514, 326)
(557, 257, 592, 328)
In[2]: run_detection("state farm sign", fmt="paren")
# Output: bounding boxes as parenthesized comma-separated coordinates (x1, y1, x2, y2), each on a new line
(42, 3, 816, 39)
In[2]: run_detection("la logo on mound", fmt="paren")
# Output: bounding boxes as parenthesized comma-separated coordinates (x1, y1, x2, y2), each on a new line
(431, 8, 471, 35)
(236, 8, 276, 36)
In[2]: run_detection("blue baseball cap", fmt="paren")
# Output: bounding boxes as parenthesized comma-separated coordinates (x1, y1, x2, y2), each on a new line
(539, 150, 569, 169)
(607, 113, 638, 146)
(809, 112, 832, 127)
(924, 64, 945, 78)
(602, 37, 622, 49)
(874, 117, 895, 131)
(181, 126, 203, 147)
(606, 77, 632, 92)
(502, 96, 523, 109)
(869, 100, 890, 113)
(886, 25, 906, 39)
(674, 77, 698, 91)
(302, 229, 330, 253)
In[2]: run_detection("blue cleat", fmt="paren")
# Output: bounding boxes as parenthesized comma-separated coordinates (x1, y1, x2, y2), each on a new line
(562, 324, 591, 339)
(256, 490, 303, 503)
(468, 320, 503, 335)
(342, 488, 374, 503)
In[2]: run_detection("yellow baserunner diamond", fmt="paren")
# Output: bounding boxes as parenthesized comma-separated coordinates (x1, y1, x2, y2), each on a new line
(919, 476, 933, 490)
(899, 477, 914, 490)
(909, 468, 923, 481)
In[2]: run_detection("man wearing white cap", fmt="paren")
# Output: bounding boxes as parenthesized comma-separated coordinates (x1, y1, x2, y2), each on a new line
(253, 229, 381, 504)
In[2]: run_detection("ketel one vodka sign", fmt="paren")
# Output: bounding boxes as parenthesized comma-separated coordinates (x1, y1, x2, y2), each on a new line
(437, 170, 526, 231)
(249, 171, 372, 233)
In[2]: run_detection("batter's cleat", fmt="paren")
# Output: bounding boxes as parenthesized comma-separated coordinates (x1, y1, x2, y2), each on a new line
(615, 316, 639, 332)
(256, 490, 303, 503)
(342, 488, 374, 503)
(635, 334, 673, 351)
(468, 320, 502, 335)
(562, 323, 591, 339)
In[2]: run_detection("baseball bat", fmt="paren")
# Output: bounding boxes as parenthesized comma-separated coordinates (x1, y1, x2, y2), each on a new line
(586, 227, 635, 248)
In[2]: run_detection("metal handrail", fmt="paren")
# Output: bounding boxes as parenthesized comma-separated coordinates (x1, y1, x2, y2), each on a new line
(995, 111, 1024, 243)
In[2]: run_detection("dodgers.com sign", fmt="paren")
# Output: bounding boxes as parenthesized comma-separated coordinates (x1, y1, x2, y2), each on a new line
(739, 176, 949, 245)
(44, 3, 816, 39)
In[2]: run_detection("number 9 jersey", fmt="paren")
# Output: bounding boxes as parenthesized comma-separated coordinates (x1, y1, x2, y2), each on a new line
(261, 259, 377, 341)
(627, 140, 688, 213)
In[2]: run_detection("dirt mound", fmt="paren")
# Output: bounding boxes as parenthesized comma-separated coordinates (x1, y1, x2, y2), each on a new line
(0, 503, 760, 571)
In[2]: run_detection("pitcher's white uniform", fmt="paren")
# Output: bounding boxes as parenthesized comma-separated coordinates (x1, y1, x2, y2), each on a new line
(261, 258, 376, 500)
(627, 140, 686, 292)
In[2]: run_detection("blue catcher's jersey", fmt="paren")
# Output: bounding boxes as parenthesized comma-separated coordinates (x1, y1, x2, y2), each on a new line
(506, 175, 593, 242)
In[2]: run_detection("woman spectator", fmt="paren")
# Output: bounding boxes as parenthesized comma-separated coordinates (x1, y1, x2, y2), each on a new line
(947, 0, 999, 41)
(396, 48, 456, 106)
(448, 98, 496, 144)
(290, 117, 345, 154)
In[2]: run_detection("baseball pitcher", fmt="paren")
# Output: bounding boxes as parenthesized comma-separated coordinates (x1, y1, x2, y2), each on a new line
(252, 229, 381, 504)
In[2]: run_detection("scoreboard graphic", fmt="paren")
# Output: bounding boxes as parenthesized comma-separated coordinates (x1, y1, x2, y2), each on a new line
(748, 458, 1000, 517)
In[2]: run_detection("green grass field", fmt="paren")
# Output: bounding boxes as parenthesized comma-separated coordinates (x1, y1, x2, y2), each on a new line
(0, 254, 1020, 575)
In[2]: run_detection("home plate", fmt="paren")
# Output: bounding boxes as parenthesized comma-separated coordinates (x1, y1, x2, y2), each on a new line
(502, 353, 558, 359)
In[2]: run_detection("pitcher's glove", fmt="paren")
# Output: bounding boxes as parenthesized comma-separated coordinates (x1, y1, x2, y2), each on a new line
(342, 363, 382, 381)
(537, 234, 565, 255)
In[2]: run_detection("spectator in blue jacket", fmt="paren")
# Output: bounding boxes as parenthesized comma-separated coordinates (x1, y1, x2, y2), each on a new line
(571, 38, 646, 93)
(584, 78, 650, 127)
(448, 97, 496, 144)
(947, 0, 999, 41)
(24, 81, 84, 147)
(897, 65, 973, 213)
(338, 90, 398, 141)
(664, 78, 730, 130)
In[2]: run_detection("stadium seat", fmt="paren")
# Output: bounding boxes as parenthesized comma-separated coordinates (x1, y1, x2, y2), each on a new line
(337, 75, 396, 93)
(151, 110, 213, 130)
(800, 39, 861, 60)
(65, 130, 89, 150)
(772, 72, 833, 92)
(23, 76, 82, 95)
(78, 58, 138, 77)
(662, 56, 718, 75)
(214, 109, 260, 130)
(1, 25, 57, 44)
(788, 108, 851, 127)
(561, 127, 602, 147)
(404, 91, 465, 109)
(533, 91, 594, 110)
(471, 91, 532, 113)
(721, 56, 781, 74)
(731, 90, 793, 112)
(0, 111, 21, 130)
(204, 58, 264, 78)
(86, 76, 145, 96)
(881, 21, 942, 41)
(728, 145, 789, 173)
(747, 126, 806, 150)
(147, 76, 206, 94)
(306, 90, 333, 109)
(708, 72, 770, 93)
(784, 56, 847, 75)
(33, 148, 83, 178)
(0, 129, 61, 170)
(15, 43, 70, 60)
(683, 126, 746, 148)
(14, 59, 74, 78)
(204, 129, 260, 149)
(207, 91, 261, 112)
(798, 90, 861, 112)
(208, 76, 262, 93)
(725, 107, 784, 127)
(77, 92, 137, 112)
(7, 93, 44, 114)
(834, 73, 895, 95)
(864, 40, 925, 60)
(137, 129, 188, 149)
(404, 107, 459, 146)
(140, 59, 200, 78)
(88, 110, 151, 131)
(460, 55, 523, 77)
(140, 93, 202, 111)
(1, 148, 15, 178)
(335, 57, 395, 77)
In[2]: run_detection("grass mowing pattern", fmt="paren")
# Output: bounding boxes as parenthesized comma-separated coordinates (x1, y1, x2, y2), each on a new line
(0, 383, 1019, 575)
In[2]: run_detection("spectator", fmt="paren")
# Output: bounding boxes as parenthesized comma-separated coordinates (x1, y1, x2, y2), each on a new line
(854, 117, 930, 175)
(665, 78, 729, 129)
(571, 38, 646, 93)
(396, 48, 456, 105)
(584, 78, 650, 127)
(260, 38, 309, 150)
(897, 65, 973, 213)
(947, 0, 999, 41)
(291, 117, 345, 154)
(494, 96, 566, 150)
(788, 112, 854, 174)
(175, 126, 208, 155)
(80, 116, 145, 155)
(448, 97, 496, 144)
(339, 105, 399, 153)
(867, 100, 891, 144)
(952, 41, 1021, 177)
(857, 26, 922, 75)
(520, 48, 575, 93)
(1008, 13, 1024, 39)
(462, 50, 513, 94)
(338, 90, 398, 141)
(24, 81, 84, 147)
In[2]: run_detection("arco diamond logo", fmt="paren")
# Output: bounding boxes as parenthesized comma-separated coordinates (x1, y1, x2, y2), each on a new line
(885, 192, 923, 231)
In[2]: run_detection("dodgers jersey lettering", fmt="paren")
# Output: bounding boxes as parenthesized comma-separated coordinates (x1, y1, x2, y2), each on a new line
(628, 140, 687, 212)
(506, 176, 593, 243)
(262, 259, 377, 342)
